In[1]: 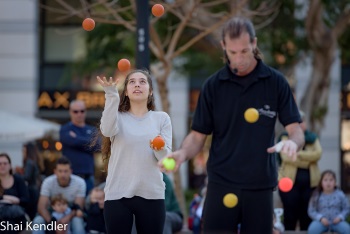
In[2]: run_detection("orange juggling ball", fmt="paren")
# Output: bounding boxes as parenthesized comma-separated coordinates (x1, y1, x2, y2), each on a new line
(117, 58, 131, 72)
(279, 177, 293, 192)
(152, 135, 165, 149)
(152, 4, 165, 17)
(82, 18, 95, 31)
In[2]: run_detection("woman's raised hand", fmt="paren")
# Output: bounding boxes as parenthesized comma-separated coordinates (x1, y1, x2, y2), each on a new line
(97, 76, 119, 87)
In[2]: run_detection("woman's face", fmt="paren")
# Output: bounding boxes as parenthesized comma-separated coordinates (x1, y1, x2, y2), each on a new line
(125, 72, 151, 103)
(0, 156, 11, 176)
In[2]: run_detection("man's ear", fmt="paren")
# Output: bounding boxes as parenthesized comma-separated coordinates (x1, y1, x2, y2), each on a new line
(253, 37, 257, 50)
(220, 40, 225, 50)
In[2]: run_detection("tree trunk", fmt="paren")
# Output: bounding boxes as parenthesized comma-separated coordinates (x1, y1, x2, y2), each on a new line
(152, 62, 188, 224)
(300, 45, 336, 135)
(300, 0, 339, 135)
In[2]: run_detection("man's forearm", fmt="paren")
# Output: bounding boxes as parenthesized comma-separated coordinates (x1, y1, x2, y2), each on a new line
(180, 131, 206, 161)
(288, 126, 305, 151)
(39, 208, 51, 223)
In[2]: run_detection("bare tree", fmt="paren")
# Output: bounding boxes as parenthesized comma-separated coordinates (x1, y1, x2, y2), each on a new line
(301, 0, 350, 134)
(41, 0, 281, 221)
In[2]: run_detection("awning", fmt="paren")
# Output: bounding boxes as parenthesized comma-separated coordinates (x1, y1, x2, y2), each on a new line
(0, 110, 60, 143)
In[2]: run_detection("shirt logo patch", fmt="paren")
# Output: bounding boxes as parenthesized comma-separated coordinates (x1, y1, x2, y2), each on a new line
(258, 105, 276, 118)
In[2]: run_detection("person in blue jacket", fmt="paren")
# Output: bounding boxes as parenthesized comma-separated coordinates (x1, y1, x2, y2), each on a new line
(59, 100, 100, 195)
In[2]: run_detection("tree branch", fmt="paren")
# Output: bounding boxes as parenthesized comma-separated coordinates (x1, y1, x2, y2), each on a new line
(54, 0, 84, 17)
(99, 0, 135, 32)
(170, 0, 248, 60)
(149, 24, 166, 61)
(200, 0, 230, 8)
(305, 0, 324, 48)
(79, 0, 90, 17)
(332, 6, 350, 38)
(166, 0, 200, 58)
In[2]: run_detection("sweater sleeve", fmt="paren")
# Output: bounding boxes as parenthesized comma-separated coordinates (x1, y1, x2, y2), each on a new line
(153, 113, 172, 161)
(337, 191, 350, 221)
(297, 139, 322, 162)
(308, 194, 323, 221)
(100, 86, 120, 137)
(14, 175, 30, 207)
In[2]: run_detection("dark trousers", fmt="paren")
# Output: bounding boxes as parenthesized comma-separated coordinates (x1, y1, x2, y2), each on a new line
(104, 196, 165, 234)
(202, 182, 273, 234)
(279, 168, 313, 230)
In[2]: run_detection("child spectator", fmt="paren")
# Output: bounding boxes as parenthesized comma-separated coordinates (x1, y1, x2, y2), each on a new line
(86, 187, 106, 234)
(308, 170, 350, 234)
(51, 194, 83, 234)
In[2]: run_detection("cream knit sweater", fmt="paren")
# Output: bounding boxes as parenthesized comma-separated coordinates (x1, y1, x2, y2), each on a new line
(100, 86, 172, 200)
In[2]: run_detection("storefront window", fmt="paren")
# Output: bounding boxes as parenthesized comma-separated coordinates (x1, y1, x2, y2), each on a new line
(341, 119, 350, 151)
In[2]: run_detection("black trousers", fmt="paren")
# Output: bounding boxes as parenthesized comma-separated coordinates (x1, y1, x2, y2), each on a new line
(279, 168, 313, 230)
(202, 182, 273, 234)
(104, 196, 165, 234)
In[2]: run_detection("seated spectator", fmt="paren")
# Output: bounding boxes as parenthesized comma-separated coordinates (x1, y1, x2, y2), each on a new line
(15, 142, 41, 220)
(308, 170, 350, 234)
(85, 187, 106, 234)
(188, 177, 207, 234)
(0, 153, 30, 234)
(32, 156, 86, 234)
(51, 194, 83, 234)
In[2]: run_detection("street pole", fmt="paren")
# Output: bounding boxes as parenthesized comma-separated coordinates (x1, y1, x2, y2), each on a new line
(136, 0, 150, 70)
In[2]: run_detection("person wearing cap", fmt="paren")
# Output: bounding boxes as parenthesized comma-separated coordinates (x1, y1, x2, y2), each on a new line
(278, 110, 322, 231)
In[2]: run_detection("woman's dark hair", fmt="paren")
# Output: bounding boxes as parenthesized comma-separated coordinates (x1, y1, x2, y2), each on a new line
(95, 69, 156, 171)
(23, 142, 45, 172)
(221, 17, 263, 61)
(23, 142, 39, 162)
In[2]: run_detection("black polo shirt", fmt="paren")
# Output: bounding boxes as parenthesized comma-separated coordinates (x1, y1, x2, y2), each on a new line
(192, 59, 301, 189)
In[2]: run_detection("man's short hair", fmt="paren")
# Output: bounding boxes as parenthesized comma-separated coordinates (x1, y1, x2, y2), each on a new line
(51, 194, 68, 206)
(56, 156, 72, 168)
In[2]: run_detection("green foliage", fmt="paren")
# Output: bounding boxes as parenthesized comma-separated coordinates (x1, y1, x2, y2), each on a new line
(69, 0, 350, 81)
(73, 23, 135, 77)
(257, 0, 305, 68)
(322, 0, 350, 63)
(179, 48, 224, 79)
(312, 105, 328, 121)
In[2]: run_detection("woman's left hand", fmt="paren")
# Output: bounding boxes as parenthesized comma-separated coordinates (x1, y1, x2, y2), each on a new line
(97, 76, 119, 87)
(2, 195, 20, 204)
(333, 217, 341, 224)
(150, 139, 164, 151)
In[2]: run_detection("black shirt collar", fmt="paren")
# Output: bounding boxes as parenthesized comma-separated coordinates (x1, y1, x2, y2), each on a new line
(219, 59, 271, 81)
